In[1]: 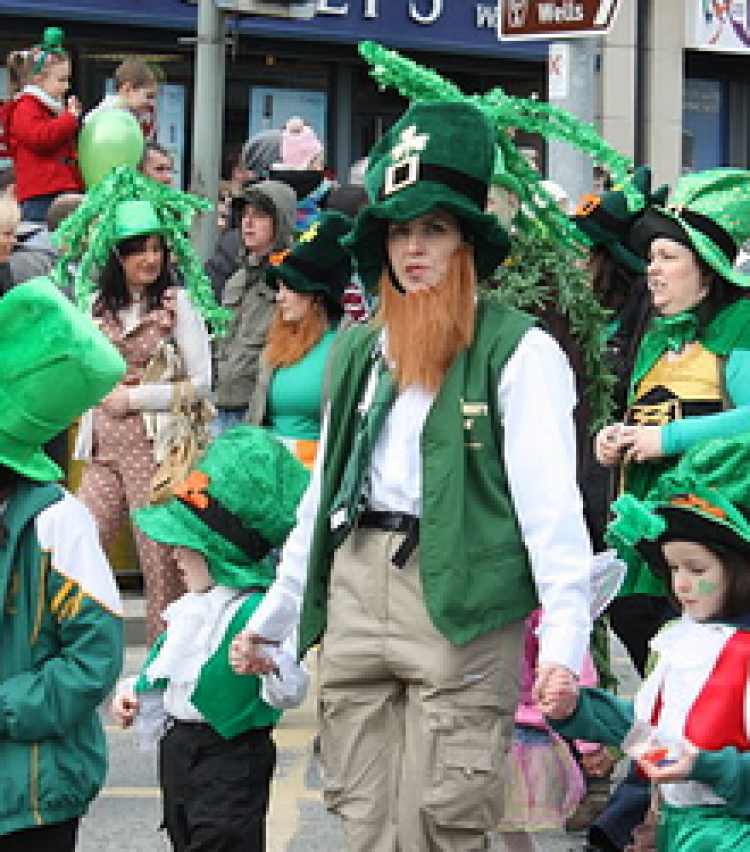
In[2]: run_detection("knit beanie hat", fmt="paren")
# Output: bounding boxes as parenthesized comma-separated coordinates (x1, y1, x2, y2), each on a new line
(281, 117, 324, 169)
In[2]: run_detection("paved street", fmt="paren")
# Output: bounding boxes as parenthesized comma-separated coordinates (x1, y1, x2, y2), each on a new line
(78, 601, 637, 852)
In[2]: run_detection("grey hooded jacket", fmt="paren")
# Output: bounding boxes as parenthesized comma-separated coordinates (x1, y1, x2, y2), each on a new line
(213, 180, 296, 409)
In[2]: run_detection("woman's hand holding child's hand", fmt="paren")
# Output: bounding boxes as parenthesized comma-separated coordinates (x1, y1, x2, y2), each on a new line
(229, 631, 279, 676)
(111, 686, 140, 728)
(533, 664, 579, 719)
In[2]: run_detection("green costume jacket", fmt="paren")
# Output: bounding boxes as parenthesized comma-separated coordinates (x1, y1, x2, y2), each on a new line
(298, 295, 539, 654)
(620, 299, 750, 595)
(0, 483, 124, 837)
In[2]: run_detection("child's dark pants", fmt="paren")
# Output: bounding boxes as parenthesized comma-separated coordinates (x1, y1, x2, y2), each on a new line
(159, 720, 276, 852)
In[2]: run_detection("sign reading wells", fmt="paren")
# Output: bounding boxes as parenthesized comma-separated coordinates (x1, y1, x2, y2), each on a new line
(498, 0, 621, 40)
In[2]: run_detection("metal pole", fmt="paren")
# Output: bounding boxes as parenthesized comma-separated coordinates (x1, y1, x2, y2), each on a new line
(190, 0, 226, 260)
(547, 37, 596, 209)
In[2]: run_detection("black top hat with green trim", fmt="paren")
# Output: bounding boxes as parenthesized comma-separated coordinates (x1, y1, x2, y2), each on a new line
(607, 434, 750, 575)
(264, 210, 353, 320)
(342, 101, 510, 291)
(630, 168, 750, 288)
(571, 167, 668, 274)
(133, 424, 309, 588)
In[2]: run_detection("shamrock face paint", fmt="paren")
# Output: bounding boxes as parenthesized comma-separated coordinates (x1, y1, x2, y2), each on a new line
(662, 540, 729, 622)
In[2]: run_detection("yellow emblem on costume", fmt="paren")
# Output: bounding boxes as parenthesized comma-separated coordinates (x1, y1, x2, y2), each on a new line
(299, 221, 321, 243)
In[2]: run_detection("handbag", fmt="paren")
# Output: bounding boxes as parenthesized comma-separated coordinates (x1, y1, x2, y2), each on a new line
(141, 337, 215, 505)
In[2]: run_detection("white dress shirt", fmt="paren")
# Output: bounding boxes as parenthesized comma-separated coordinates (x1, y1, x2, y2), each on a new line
(249, 326, 593, 674)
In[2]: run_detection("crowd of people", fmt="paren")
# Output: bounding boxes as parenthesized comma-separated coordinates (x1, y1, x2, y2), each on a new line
(1, 25, 750, 852)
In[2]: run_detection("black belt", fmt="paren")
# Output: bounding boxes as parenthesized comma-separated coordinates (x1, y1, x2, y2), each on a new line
(358, 510, 420, 568)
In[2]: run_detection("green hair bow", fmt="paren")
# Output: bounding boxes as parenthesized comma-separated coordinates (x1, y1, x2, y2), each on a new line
(33, 27, 67, 75)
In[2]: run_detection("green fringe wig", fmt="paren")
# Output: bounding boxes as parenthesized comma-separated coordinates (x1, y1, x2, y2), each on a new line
(53, 166, 231, 335)
(359, 40, 626, 431)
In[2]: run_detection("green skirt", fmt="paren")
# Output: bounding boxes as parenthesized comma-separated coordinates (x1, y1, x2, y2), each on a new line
(658, 801, 750, 851)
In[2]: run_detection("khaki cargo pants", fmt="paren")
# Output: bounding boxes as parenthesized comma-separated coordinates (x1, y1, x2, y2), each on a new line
(318, 527, 524, 852)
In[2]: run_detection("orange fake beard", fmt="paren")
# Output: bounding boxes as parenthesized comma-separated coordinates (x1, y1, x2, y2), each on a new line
(376, 243, 476, 394)
(263, 300, 329, 369)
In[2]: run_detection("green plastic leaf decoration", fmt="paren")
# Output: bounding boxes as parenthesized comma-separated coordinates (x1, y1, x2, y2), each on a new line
(52, 166, 231, 335)
(608, 494, 666, 548)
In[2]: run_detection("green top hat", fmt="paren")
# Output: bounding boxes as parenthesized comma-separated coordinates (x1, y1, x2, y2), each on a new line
(607, 433, 750, 577)
(0, 277, 126, 481)
(629, 168, 750, 288)
(343, 101, 511, 291)
(113, 199, 167, 244)
(264, 210, 353, 319)
(571, 167, 669, 275)
(133, 424, 309, 588)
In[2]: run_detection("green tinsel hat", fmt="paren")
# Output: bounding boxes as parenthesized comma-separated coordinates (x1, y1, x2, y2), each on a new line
(265, 210, 353, 319)
(343, 100, 510, 291)
(33, 27, 67, 75)
(571, 167, 669, 274)
(607, 433, 750, 576)
(359, 41, 636, 259)
(52, 166, 231, 334)
(133, 424, 309, 588)
(630, 168, 750, 289)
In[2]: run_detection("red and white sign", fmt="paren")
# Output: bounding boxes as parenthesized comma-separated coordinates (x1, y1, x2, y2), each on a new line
(498, 0, 621, 40)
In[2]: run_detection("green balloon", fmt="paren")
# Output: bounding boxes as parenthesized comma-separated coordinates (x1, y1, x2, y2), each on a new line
(77, 108, 145, 188)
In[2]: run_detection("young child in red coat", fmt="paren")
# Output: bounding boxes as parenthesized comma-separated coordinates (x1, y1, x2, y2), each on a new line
(2, 28, 83, 222)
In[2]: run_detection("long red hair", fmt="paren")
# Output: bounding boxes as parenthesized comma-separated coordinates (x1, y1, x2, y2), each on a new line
(263, 299, 329, 368)
(376, 243, 477, 393)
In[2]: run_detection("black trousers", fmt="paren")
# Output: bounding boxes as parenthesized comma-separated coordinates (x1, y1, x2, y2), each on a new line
(2, 818, 79, 851)
(158, 720, 276, 852)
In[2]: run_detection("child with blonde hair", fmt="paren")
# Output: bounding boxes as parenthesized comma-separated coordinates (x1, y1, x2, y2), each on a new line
(1, 28, 82, 222)
(0, 193, 20, 295)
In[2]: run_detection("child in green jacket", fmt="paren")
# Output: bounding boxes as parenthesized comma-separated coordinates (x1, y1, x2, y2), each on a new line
(112, 424, 309, 852)
(0, 278, 126, 850)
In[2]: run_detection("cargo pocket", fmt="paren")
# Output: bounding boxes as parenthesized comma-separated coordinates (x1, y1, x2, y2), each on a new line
(423, 705, 504, 832)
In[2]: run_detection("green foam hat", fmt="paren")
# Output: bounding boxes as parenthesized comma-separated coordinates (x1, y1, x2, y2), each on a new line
(607, 433, 750, 576)
(630, 168, 750, 288)
(343, 101, 510, 291)
(133, 424, 309, 588)
(0, 277, 126, 481)
(265, 210, 353, 318)
(571, 167, 669, 274)
(113, 199, 166, 244)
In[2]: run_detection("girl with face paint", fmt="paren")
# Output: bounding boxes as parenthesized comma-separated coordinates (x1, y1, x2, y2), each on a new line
(546, 434, 750, 852)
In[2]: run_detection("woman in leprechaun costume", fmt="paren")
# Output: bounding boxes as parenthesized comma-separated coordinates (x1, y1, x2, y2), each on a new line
(0, 279, 125, 850)
(246, 210, 352, 469)
(549, 432, 750, 852)
(230, 99, 594, 852)
(594, 169, 750, 674)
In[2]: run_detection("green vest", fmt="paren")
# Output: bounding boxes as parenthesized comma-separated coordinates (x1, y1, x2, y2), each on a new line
(298, 295, 539, 653)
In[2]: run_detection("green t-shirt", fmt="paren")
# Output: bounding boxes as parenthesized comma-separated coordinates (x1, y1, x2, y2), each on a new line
(267, 328, 335, 441)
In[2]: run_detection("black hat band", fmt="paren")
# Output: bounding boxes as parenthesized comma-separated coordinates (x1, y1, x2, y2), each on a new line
(676, 209, 738, 263)
(379, 161, 488, 210)
(177, 493, 273, 562)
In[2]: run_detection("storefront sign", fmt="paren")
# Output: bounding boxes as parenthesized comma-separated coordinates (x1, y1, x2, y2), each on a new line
(547, 41, 570, 99)
(212, 0, 548, 57)
(498, 0, 620, 40)
(689, 1, 750, 52)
